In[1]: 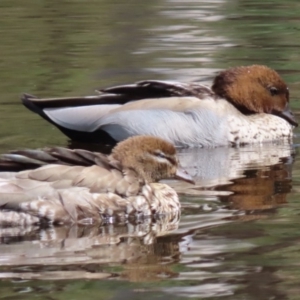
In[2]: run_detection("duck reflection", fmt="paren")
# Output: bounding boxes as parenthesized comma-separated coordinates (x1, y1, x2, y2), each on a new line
(0, 214, 180, 280)
(219, 163, 292, 211)
(0, 141, 295, 282)
(168, 142, 294, 215)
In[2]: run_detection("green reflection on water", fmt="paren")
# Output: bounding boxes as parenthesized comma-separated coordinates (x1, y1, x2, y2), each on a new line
(0, 0, 300, 151)
(1, 0, 300, 300)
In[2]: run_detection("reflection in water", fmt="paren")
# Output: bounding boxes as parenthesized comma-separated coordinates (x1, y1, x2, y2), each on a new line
(173, 141, 293, 190)
(143, 0, 229, 81)
(220, 163, 292, 211)
(0, 216, 180, 280)
(161, 143, 295, 299)
(0, 142, 295, 292)
(1, 0, 300, 298)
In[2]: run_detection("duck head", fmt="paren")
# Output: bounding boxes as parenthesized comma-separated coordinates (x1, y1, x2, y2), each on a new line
(110, 136, 194, 184)
(212, 65, 298, 127)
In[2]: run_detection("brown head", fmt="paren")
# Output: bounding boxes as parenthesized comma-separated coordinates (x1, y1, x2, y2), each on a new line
(212, 65, 298, 126)
(110, 136, 194, 184)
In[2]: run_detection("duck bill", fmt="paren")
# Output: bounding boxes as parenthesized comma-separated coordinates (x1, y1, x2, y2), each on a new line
(273, 105, 298, 127)
(175, 167, 195, 184)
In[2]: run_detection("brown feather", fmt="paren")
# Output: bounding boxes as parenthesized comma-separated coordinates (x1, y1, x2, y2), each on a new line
(0, 136, 188, 226)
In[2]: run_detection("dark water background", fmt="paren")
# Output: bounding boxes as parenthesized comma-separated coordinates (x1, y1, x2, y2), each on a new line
(1, 0, 300, 299)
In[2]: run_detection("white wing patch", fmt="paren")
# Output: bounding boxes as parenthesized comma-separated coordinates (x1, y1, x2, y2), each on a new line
(43, 97, 229, 147)
(44, 105, 121, 132)
(43, 97, 203, 133)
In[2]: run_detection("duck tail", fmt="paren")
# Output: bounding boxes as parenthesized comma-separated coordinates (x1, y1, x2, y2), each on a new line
(21, 93, 40, 114)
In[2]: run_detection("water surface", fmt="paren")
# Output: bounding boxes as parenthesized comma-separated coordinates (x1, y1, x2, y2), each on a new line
(1, 0, 300, 299)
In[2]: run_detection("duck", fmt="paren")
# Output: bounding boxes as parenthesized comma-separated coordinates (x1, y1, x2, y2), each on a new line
(22, 65, 298, 147)
(0, 135, 194, 226)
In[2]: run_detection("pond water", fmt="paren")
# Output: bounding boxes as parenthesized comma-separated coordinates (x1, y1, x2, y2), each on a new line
(1, 0, 300, 299)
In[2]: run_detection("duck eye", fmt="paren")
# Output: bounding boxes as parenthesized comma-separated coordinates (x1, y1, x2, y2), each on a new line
(154, 151, 166, 158)
(269, 86, 279, 96)
(153, 151, 176, 165)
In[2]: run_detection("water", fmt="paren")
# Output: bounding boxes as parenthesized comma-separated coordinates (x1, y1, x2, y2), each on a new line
(1, 0, 300, 299)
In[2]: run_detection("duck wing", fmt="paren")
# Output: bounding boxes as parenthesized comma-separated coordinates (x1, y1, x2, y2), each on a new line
(22, 80, 212, 108)
(0, 156, 139, 225)
(0, 146, 139, 195)
(22, 81, 214, 144)
(0, 147, 111, 171)
(99, 80, 213, 99)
